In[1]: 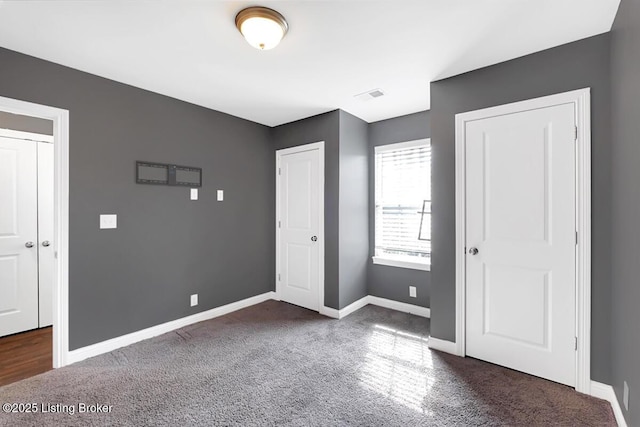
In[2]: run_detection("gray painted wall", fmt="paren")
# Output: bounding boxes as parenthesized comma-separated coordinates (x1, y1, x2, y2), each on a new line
(0, 47, 274, 350)
(271, 111, 341, 309)
(610, 0, 639, 424)
(338, 111, 369, 309)
(429, 34, 612, 383)
(273, 110, 431, 310)
(0, 111, 53, 135)
(368, 111, 431, 307)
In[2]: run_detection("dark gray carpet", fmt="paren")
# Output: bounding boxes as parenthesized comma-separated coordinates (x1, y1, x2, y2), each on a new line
(0, 300, 615, 426)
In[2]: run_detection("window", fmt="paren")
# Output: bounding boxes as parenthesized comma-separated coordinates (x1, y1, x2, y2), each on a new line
(373, 139, 431, 271)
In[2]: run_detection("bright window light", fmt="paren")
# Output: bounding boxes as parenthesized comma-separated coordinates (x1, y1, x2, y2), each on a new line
(374, 139, 431, 267)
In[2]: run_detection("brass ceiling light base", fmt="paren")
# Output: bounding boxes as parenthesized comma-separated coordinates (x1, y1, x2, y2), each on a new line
(235, 6, 289, 50)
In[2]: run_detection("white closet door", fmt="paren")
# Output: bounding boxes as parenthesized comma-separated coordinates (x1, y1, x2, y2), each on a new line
(465, 103, 577, 386)
(0, 137, 39, 337)
(279, 148, 321, 311)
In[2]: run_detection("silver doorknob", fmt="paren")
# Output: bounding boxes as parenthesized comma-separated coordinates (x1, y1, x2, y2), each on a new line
(311, 236, 318, 242)
(469, 247, 479, 255)
(42, 241, 50, 247)
(25, 241, 34, 248)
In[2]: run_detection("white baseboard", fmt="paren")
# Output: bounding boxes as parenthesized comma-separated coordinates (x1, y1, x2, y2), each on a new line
(66, 292, 432, 366)
(65, 291, 276, 366)
(321, 296, 431, 320)
(337, 296, 370, 319)
(319, 306, 340, 319)
(367, 296, 431, 318)
(591, 381, 628, 427)
(427, 337, 459, 355)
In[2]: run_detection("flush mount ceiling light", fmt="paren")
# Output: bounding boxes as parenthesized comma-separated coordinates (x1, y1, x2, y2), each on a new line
(235, 6, 289, 50)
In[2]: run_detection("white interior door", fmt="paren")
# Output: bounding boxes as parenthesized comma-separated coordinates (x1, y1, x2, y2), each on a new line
(38, 142, 54, 327)
(465, 103, 576, 386)
(278, 147, 321, 311)
(0, 136, 39, 337)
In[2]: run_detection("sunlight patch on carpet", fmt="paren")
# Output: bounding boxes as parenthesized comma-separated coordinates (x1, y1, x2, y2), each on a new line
(359, 324, 434, 414)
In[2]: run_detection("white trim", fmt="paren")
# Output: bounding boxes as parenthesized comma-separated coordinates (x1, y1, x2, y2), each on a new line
(275, 141, 326, 157)
(367, 296, 430, 318)
(374, 138, 430, 153)
(0, 96, 70, 369)
(320, 295, 430, 320)
(0, 128, 54, 143)
(591, 381, 628, 427)
(67, 291, 276, 365)
(372, 256, 431, 271)
(319, 306, 340, 319)
(64, 290, 434, 364)
(454, 88, 592, 393)
(427, 337, 459, 355)
(336, 296, 370, 319)
(454, 99, 467, 359)
(275, 141, 325, 313)
(575, 89, 592, 394)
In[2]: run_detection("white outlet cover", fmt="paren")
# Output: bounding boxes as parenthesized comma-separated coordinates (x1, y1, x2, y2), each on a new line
(190, 294, 198, 307)
(217, 190, 224, 201)
(99, 214, 117, 229)
(190, 188, 198, 200)
(624, 381, 630, 411)
(409, 286, 417, 298)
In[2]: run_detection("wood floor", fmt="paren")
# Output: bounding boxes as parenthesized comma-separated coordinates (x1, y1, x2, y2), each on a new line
(0, 327, 52, 387)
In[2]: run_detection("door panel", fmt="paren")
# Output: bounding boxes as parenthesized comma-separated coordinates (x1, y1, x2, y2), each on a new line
(465, 103, 576, 386)
(0, 255, 20, 313)
(286, 243, 311, 290)
(279, 148, 320, 311)
(0, 137, 39, 337)
(286, 160, 312, 230)
(483, 265, 549, 348)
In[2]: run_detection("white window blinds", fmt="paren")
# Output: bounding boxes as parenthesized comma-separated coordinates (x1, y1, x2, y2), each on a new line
(375, 139, 431, 263)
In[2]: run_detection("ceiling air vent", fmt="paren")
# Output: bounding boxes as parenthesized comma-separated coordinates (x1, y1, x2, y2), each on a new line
(354, 88, 385, 101)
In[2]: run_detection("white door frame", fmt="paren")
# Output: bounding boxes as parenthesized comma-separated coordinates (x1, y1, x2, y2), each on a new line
(454, 88, 591, 394)
(0, 96, 70, 369)
(275, 141, 325, 312)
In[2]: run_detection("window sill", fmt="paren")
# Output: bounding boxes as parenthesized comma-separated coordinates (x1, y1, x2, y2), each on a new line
(372, 256, 431, 271)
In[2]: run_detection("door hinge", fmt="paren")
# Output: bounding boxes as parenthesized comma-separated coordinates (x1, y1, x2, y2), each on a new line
(278, 274, 281, 281)
(574, 126, 578, 141)
(278, 168, 281, 175)
(575, 231, 578, 246)
(278, 221, 281, 228)
(575, 336, 578, 351)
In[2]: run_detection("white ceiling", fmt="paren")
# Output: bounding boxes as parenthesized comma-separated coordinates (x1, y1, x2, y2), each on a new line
(0, 0, 620, 127)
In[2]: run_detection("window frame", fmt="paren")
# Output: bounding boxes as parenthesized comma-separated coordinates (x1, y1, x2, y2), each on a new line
(373, 138, 431, 272)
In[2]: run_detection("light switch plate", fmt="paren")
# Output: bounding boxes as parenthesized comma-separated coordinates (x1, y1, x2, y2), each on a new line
(409, 286, 417, 298)
(190, 188, 198, 200)
(217, 190, 224, 201)
(99, 214, 117, 229)
(190, 294, 198, 307)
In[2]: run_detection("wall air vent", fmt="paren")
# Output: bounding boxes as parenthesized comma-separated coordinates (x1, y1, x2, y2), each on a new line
(354, 88, 385, 101)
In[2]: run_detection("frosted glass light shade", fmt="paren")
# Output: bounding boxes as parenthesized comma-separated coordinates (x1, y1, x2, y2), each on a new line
(236, 7, 288, 50)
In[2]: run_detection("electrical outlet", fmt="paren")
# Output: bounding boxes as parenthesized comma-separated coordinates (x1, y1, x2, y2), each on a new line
(409, 286, 417, 298)
(99, 214, 117, 229)
(624, 381, 630, 411)
(217, 190, 224, 201)
(190, 294, 198, 307)
(190, 188, 198, 200)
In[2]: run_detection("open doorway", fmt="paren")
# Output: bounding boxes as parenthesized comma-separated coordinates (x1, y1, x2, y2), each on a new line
(0, 113, 54, 385)
(0, 97, 70, 376)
